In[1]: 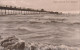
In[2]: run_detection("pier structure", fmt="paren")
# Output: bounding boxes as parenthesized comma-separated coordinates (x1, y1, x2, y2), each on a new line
(0, 5, 48, 15)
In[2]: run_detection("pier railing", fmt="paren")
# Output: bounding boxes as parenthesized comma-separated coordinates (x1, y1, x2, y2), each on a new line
(0, 5, 48, 15)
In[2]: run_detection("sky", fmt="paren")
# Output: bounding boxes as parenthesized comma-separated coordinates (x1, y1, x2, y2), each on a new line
(0, 0, 80, 13)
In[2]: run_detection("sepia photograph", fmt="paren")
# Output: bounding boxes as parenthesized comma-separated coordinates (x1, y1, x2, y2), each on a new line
(0, 0, 80, 50)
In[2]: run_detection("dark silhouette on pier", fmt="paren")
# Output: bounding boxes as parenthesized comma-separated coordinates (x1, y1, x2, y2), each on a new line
(0, 5, 62, 15)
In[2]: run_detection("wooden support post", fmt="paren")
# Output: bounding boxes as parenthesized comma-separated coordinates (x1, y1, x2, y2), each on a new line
(21, 10, 22, 15)
(8, 10, 9, 15)
(13, 10, 14, 15)
(1, 9, 3, 15)
(5, 9, 6, 15)
(5, 5, 7, 15)
(26, 11, 27, 14)
(0, 9, 2, 15)
(11, 10, 13, 15)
